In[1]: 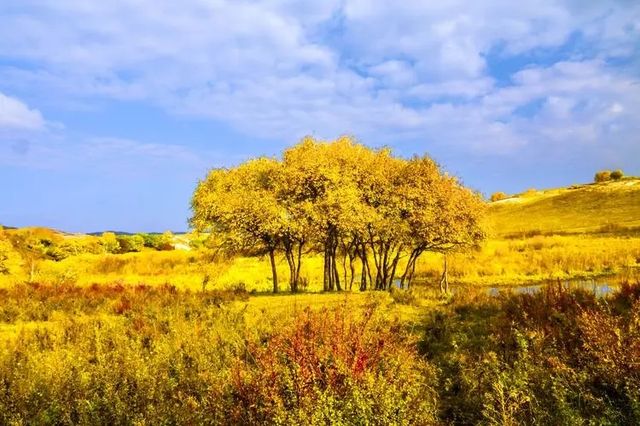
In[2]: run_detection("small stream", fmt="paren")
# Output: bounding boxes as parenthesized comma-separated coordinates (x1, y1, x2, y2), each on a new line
(484, 278, 620, 297)
(401, 274, 634, 297)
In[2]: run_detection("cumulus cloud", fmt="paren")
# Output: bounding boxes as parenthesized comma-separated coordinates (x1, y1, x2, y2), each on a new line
(0, 92, 45, 130)
(0, 0, 638, 161)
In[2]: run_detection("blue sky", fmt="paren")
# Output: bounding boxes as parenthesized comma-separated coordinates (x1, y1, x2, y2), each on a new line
(1, 0, 639, 233)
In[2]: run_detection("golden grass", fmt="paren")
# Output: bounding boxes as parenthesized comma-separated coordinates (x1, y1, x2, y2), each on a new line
(486, 178, 640, 236)
(7, 231, 637, 292)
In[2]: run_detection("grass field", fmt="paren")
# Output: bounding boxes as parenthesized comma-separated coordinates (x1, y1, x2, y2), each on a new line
(486, 178, 640, 236)
(1, 179, 640, 424)
(6, 180, 639, 291)
(0, 280, 638, 424)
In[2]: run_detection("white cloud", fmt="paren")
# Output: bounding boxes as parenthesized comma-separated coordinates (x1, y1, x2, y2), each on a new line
(0, 92, 45, 130)
(0, 0, 638, 162)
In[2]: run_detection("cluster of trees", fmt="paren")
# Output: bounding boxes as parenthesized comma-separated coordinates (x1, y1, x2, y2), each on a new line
(594, 169, 624, 183)
(102, 231, 175, 254)
(0, 227, 177, 282)
(191, 137, 486, 293)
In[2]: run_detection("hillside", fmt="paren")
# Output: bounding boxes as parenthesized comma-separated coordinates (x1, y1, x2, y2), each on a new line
(486, 178, 640, 236)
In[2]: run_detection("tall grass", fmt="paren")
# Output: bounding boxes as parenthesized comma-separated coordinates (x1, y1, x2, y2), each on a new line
(423, 280, 640, 424)
(0, 283, 437, 425)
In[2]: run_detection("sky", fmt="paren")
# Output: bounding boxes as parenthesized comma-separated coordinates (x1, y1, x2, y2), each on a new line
(1, 1, 639, 233)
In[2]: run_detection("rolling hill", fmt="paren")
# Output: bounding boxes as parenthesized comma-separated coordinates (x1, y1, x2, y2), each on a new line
(486, 178, 640, 237)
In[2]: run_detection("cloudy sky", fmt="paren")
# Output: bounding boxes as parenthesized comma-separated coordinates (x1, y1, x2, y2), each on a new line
(1, 1, 639, 232)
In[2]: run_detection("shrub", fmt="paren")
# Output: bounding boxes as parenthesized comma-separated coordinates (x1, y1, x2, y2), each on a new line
(611, 169, 624, 180)
(140, 233, 162, 249)
(423, 282, 640, 425)
(100, 232, 120, 254)
(230, 306, 438, 424)
(490, 191, 508, 202)
(116, 235, 145, 253)
(594, 170, 612, 183)
(158, 231, 175, 251)
(0, 237, 21, 275)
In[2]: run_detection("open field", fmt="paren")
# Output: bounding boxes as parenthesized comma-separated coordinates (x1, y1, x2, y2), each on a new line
(2, 177, 640, 424)
(0, 281, 638, 424)
(9, 232, 637, 292)
(486, 178, 640, 236)
(4, 180, 639, 291)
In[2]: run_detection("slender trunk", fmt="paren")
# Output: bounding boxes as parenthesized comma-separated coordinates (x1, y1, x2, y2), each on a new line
(439, 253, 449, 294)
(401, 248, 422, 289)
(389, 248, 402, 290)
(284, 239, 299, 292)
(285, 249, 295, 292)
(323, 243, 330, 291)
(324, 229, 338, 291)
(295, 242, 303, 292)
(358, 241, 372, 291)
(268, 248, 278, 293)
(342, 247, 348, 290)
(400, 250, 416, 288)
(332, 245, 342, 291)
(408, 257, 417, 289)
(348, 251, 356, 291)
(380, 243, 389, 290)
(360, 251, 367, 291)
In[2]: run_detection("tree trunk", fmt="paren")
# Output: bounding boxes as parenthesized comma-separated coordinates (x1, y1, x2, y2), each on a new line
(284, 239, 303, 292)
(342, 248, 348, 290)
(295, 242, 303, 291)
(269, 248, 278, 293)
(348, 251, 356, 291)
(323, 243, 330, 291)
(400, 248, 422, 289)
(389, 249, 401, 290)
(332, 246, 342, 291)
(358, 241, 371, 291)
(439, 253, 449, 294)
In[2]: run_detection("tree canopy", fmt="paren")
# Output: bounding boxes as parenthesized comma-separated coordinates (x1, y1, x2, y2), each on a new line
(191, 137, 486, 292)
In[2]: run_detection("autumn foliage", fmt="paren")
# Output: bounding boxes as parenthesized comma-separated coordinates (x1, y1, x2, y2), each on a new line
(191, 137, 486, 292)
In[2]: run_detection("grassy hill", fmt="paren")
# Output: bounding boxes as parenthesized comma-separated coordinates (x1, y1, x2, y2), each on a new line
(486, 178, 640, 237)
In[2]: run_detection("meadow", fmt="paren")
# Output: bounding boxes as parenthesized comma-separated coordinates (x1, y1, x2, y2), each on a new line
(0, 280, 638, 424)
(1, 174, 639, 424)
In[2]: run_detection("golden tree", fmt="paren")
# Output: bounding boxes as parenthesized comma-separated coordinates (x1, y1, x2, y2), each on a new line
(191, 137, 486, 293)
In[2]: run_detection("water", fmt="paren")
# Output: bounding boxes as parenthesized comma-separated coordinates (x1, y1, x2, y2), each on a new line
(486, 278, 620, 298)
(390, 276, 626, 297)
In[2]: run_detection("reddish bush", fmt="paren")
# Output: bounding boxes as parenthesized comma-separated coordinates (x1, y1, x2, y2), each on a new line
(228, 305, 437, 424)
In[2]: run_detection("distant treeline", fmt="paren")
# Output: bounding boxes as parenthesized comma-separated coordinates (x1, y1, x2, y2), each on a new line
(0, 227, 179, 281)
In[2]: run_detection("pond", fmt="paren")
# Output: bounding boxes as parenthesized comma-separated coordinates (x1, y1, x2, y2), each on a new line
(484, 278, 621, 297)
(398, 274, 636, 297)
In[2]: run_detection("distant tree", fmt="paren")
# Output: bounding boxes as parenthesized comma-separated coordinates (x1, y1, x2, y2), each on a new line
(131, 234, 145, 251)
(594, 170, 612, 183)
(117, 235, 145, 253)
(100, 232, 120, 254)
(140, 233, 162, 249)
(6, 229, 52, 282)
(158, 231, 175, 251)
(0, 231, 22, 275)
(490, 191, 508, 202)
(611, 169, 624, 180)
